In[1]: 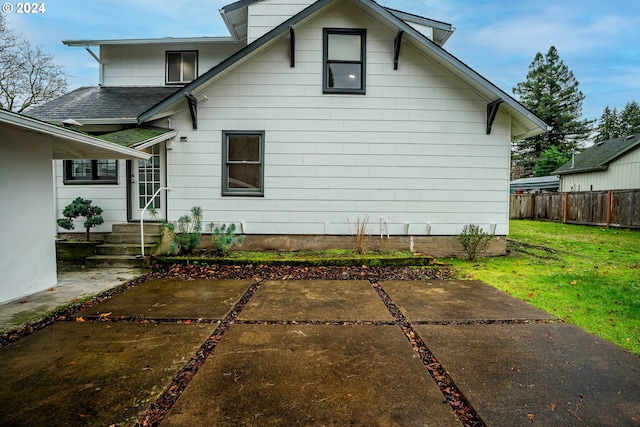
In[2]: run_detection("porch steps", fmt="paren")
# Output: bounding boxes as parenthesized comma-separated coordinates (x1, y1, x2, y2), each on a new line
(86, 223, 163, 268)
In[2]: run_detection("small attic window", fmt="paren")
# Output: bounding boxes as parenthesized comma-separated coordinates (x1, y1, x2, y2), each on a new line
(166, 51, 198, 85)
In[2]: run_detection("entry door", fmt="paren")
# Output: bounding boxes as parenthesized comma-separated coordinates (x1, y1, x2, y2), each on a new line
(130, 143, 166, 221)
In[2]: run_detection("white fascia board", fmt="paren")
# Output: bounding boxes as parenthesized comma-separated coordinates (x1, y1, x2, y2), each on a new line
(133, 130, 178, 150)
(0, 110, 150, 160)
(63, 37, 237, 46)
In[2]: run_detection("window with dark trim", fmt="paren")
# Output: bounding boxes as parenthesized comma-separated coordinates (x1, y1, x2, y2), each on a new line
(222, 131, 264, 197)
(166, 51, 198, 85)
(323, 28, 366, 94)
(63, 160, 118, 184)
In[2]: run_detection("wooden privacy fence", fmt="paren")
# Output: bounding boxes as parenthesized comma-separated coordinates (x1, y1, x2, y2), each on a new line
(510, 190, 640, 228)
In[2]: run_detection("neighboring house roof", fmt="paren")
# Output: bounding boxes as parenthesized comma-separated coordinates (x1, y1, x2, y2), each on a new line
(553, 134, 640, 175)
(0, 108, 150, 160)
(26, 86, 179, 124)
(142, 0, 548, 140)
(510, 176, 559, 192)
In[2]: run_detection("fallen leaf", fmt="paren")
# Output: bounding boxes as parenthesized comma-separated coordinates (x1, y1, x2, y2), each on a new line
(47, 287, 55, 292)
(75, 317, 85, 322)
(527, 413, 534, 422)
(570, 280, 577, 285)
(99, 312, 112, 318)
(549, 402, 556, 411)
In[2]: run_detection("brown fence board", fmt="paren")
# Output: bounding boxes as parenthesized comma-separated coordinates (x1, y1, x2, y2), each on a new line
(510, 190, 640, 228)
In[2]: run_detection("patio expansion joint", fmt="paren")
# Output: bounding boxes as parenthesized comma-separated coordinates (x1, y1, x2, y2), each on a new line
(371, 281, 486, 427)
(137, 278, 263, 427)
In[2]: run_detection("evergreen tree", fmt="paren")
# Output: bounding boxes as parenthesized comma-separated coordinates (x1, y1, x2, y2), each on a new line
(534, 146, 570, 177)
(619, 101, 640, 136)
(594, 106, 621, 142)
(595, 101, 640, 142)
(512, 46, 593, 177)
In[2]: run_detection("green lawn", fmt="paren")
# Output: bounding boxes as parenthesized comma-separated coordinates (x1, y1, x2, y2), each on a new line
(446, 220, 640, 355)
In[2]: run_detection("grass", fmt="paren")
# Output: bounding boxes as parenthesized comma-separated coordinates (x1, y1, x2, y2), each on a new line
(445, 220, 640, 355)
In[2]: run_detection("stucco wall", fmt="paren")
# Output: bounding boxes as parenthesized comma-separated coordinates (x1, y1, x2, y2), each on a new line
(0, 132, 57, 303)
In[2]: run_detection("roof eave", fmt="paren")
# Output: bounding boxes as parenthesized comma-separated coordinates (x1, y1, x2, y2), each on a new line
(0, 110, 150, 160)
(63, 37, 238, 46)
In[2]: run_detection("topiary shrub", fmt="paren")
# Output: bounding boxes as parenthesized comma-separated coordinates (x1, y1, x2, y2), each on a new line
(57, 197, 104, 241)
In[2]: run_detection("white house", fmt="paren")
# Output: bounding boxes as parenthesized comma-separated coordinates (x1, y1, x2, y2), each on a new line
(0, 110, 149, 304)
(28, 0, 548, 257)
(554, 134, 640, 192)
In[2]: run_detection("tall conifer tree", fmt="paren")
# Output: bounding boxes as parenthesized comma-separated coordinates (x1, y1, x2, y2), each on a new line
(512, 46, 593, 177)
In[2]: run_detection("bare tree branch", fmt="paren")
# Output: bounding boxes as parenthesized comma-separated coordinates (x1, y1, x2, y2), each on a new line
(0, 14, 68, 113)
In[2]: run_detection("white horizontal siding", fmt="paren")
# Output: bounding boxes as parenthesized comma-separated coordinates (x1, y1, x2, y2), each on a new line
(53, 160, 128, 233)
(152, 2, 512, 236)
(248, 0, 316, 42)
(101, 42, 243, 86)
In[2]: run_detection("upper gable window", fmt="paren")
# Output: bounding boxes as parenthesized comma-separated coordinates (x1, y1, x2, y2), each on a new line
(166, 51, 198, 85)
(323, 28, 366, 95)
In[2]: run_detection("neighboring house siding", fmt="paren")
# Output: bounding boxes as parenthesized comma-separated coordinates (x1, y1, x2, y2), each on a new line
(159, 3, 512, 236)
(101, 43, 243, 86)
(559, 148, 640, 192)
(53, 160, 129, 233)
(248, 0, 316, 42)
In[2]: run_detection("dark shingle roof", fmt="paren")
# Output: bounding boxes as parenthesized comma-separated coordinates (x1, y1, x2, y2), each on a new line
(26, 86, 179, 122)
(553, 134, 640, 175)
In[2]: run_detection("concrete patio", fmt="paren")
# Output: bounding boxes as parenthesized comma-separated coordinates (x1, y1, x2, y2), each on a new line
(0, 272, 638, 426)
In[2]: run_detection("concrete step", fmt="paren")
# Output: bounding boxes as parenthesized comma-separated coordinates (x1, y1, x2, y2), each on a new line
(112, 223, 163, 234)
(95, 243, 154, 256)
(85, 255, 148, 268)
(104, 233, 161, 245)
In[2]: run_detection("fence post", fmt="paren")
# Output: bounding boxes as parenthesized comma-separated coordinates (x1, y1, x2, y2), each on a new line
(530, 194, 535, 219)
(606, 191, 612, 228)
(563, 193, 568, 224)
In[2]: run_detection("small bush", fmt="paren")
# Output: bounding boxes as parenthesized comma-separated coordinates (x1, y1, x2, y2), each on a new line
(162, 206, 202, 255)
(209, 223, 245, 256)
(348, 216, 370, 255)
(457, 224, 494, 260)
(57, 197, 104, 241)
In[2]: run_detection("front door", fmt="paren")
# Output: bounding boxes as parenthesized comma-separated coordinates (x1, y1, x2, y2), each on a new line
(130, 143, 166, 221)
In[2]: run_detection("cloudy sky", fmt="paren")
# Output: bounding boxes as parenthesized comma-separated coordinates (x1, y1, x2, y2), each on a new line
(4, 0, 639, 121)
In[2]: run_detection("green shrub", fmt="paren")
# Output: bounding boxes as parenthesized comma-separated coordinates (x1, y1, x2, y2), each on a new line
(209, 223, 245, 256)
(162, 206, 202, 255)
(57, 197, 104, 241)
(457, 224, 494, 260)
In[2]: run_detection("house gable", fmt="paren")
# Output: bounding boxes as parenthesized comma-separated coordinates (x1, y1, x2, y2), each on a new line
(142, 0, 547, 142)
(156, 0, 518, 236)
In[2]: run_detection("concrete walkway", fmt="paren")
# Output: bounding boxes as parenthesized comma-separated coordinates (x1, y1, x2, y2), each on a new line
(0, 268, 144, 332)
(0, 274, 638, 426)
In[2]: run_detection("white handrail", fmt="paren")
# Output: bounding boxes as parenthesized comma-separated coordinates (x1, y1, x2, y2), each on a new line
(140, 187, 171, 258)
